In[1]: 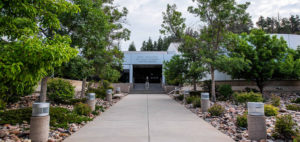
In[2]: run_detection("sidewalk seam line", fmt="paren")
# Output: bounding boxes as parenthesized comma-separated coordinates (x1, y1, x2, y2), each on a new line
(147, 93, 150, 142)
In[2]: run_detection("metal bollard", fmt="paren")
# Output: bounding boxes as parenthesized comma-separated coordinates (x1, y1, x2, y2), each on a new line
(183, 90, 189, 104)
(116, 87, 121, 94)
(201, 93, 210, 113)
(247, 102, 267, 141)
(86, 93, 96, 111)
(106, 89, 113, 103)
(30, 102, 50, 142)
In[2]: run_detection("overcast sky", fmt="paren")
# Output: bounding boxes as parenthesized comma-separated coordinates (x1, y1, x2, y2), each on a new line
(114, 0, 300, 51)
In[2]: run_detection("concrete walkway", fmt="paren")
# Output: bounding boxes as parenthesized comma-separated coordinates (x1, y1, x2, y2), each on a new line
(64, 94, 234, 142)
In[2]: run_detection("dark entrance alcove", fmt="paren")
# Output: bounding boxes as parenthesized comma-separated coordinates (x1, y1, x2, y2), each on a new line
(133, 65, 162, 83)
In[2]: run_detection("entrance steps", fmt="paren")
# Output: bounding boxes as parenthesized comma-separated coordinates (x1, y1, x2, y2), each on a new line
(130, 83, 165, 94)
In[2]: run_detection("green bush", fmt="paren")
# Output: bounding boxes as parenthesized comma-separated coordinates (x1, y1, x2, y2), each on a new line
(291, 98, 300, 104)
(236, 114, 247, 128)
(50, 107, 92, 128)
(189, 91, 201, 97)
(192, 97, 201, 108)
(47, 79, 75, 104)
(264, 104, 279, 116)
(271, 95, 281, 107)
(272, 115, 298, 140)
(186, 96, 195, 104)
(208, 104, 225, 116)
(87, 80, 113, 99)
(0, 100, 6, 110)
(217, 84, 233, 101)
(95, 105, 105, 112)
(0, 108, 32, 125)
(74, 103, 92, 116)
(66, 98, 87, 105)
(286, 104, 300, 111)
(175, 95, 184, 101)
(0, 107, 92, 129)
(233, 92, 263, 105)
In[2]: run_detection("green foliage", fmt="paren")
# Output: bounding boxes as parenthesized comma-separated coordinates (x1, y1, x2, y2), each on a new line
(273, 115, 298, 140)
(50, 107, 92, 129)
(66, 98, 87, 105)
(224, 29, 289, 93)
(160, 4, 186, 41)
(87, 80, 113, 99)
(140, 36, 172, 51)
(291, 98, 300, 104)
(217, 85, 233, 101)
(236, 114, 247, 128)
(286, 104, 300, 111)
(189, 91, 201, 97)
(47, 79, 75, 104)
(192, 97, 201, 108)
(0, 100, 7, 111)
(163, 55, 187, 86)
(0, 107, 92, 129)
(95, 105, 105, 112)
(187, 0, 252, 101)
(271, 95, 281, 107)
(0, 108, 32, 125)
(128, 42, 136, 51)
(56, 56, 93, 80)
(208, 104, 225, 116)
(74, 103, 92, 116)
(201, 80, 212, 95)
(0, 0, 79, 104)
(233, 92, 263, 105)
(256, 15, 300, 35)
(264, 104, 279, 116)
(186, 96, 194, 104)
(175, 95, 184, 101)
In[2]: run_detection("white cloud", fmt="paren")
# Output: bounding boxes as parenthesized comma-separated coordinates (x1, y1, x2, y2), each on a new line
(115, 0, 300, 51)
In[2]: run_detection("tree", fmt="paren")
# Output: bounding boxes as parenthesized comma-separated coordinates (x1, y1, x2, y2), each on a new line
(58, 0, 128, 87)
(224, 29, 288, 93)
(128, 42, 136, 51)
(163, 55, 187, 86)
(0, 0, 79, 103)
(188, 0, 251, 102)
(160, 4, 186, 41)
(157, 36, 164, 51)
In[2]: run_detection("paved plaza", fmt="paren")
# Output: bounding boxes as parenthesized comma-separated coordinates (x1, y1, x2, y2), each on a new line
(64, 94, 233, 142)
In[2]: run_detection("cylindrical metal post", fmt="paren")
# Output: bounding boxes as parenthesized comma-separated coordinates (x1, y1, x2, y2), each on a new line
(247, 102, 267, 141)
(116, 87, 121, 94)
(106, 89, 113, 103)
(201, 93, 210, 113)
(86, 93, 96, 111)
(183, 90, 189, 104)
(30, 102, 50, 142)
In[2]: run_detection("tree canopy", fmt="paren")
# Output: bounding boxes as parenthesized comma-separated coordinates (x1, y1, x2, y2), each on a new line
(0, 0, 79, 103)
(128, 42, 136, 51)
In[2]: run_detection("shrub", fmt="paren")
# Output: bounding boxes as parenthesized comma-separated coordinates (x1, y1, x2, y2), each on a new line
(0, 107, 92, 129)
(189, 91, 201, 97)
(0, 100, 6, 110)
(272, 115, 298, 140)
(286, 104, 300, 111)
(0, 108, 32, 125)
(271, 95, 281, 107)
(50, 107, 92, 128)
(175, 94, 184, 101)
(217, 84, 233, 101)
(47, 79, 75, 104)
(186, 96, 195, 104)
(264, 104, 279, 116)
(192, 97, 201, 108)
(236, 114, 247, 128)
(74, 103, 92, 116)
(87, 80, 113, 99)
(208, 104, 225, 116)
(233, 92, 263, 105)
(291, 98, 300, 104)
(244, 87, 259, 93)
(66, 98, 87, 105)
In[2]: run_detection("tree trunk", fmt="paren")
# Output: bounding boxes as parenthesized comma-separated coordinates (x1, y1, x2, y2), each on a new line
(211, 66, 216, 102)
(193, 78, 197, 91)
(39, 77, 49, 102)
(81, 78, 87, 98)
(256, 80, 264, 94)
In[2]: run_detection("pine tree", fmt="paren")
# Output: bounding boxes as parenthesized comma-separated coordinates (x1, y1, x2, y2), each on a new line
(128, 42, 136, 51)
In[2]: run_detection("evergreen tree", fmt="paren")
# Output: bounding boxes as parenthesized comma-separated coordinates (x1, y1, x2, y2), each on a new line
(157, 36, 164, 51)
(128, 42, 136, 51)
